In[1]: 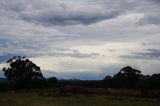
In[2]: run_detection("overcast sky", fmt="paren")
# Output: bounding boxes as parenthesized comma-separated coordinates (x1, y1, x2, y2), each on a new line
(0, 0, 160, 79)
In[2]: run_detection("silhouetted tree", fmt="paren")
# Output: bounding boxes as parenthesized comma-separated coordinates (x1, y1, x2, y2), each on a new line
(2, 56, 44, 88)
(136, 75, 150, 94)
(47, 77, 58, 83)
(102, 75, 112, 87)
(103, 75, 112, 81)
(45, 76, 58, 88)
(148, 74, 160, 89)
(112, 66, 142, 88)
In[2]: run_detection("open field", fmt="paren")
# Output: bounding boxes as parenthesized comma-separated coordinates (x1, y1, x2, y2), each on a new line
(0, 89, 159, 106)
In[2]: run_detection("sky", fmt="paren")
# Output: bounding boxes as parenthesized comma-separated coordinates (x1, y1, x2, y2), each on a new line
(0, 0, 160, 80)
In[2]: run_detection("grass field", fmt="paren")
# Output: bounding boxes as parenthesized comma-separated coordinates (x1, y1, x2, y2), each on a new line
(0, 89, 159, 106)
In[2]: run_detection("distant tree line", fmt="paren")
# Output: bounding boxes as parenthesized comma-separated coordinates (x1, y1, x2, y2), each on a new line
(103, 66, 160, 92)
(0, 56, 160, 92)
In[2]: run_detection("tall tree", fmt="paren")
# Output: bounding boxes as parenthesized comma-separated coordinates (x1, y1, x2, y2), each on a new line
(113, 66, 142, 88)
(2, 56, 44, 88)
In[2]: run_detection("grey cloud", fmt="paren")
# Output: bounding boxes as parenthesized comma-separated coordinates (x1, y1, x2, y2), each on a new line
(139, 14, 160, 25)
(0, 39, 99, 60)
(137, 0, 160, 25)
(149, 0, 160, 4)
(52, 48, 99, 58)
(134, 49, 160, 59)
(120, 55, 149, 60)
(21, 10, 121, 26)
(29, 48, 99, 58)
(0, 0, 130, 26)
(141, 42, 160, 46)
(19, 0, 123, 26)
(0, 0, 160, 79)
(120, 49, 160, 60)
(1, 0, 160, 26)
(20, 0, 160, 26)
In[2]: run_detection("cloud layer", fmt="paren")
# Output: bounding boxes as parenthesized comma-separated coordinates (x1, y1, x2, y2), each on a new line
(0, 0, 160, 79)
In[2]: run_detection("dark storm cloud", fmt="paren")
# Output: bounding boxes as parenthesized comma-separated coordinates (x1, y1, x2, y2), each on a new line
(1, 0, 160, 26)
(0, 0, 129, 26)
(24, 0, 160, 26)
(21, 11, 121, 26)
(18, 0, 124, 26)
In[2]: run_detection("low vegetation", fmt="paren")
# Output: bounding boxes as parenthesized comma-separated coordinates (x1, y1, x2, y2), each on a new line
(0, 89, 160, 106)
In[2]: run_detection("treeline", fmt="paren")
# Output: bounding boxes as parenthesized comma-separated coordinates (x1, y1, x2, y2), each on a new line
(0, 56, 160, 93)
(0, 77, 58, 91)
(102, 66, 160, 92)
(59, 66, 160, 91)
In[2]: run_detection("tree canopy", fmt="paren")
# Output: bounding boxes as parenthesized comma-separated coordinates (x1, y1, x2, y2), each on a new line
(2, 56, 44, 86)
(103, 66, 142, 88)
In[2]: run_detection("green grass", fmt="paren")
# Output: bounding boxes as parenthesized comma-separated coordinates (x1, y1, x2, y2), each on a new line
(0, 89, 159, 106)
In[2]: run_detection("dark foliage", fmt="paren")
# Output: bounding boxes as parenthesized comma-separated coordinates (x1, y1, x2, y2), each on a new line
(112, 66, 142, 88)
(46, 77, 58, 87)
(2, 56, 45, 88)
(47, 77, 58, 83)
(103, 66, 160, 91)
(148, 74, 160, 89)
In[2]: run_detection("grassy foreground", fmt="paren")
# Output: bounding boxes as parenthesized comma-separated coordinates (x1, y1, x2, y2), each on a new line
(0, 89, 159, 106)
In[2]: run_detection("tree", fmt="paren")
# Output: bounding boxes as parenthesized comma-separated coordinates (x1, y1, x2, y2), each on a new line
(148, 74, 160, 89)
(113, 66, 142, 88)
(102, 75, 112, 87)
(103, 75, 112, 81)
(2, 56, 44, 88)
(47, 77, 58, 87)
(47, 77, 58, 83)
